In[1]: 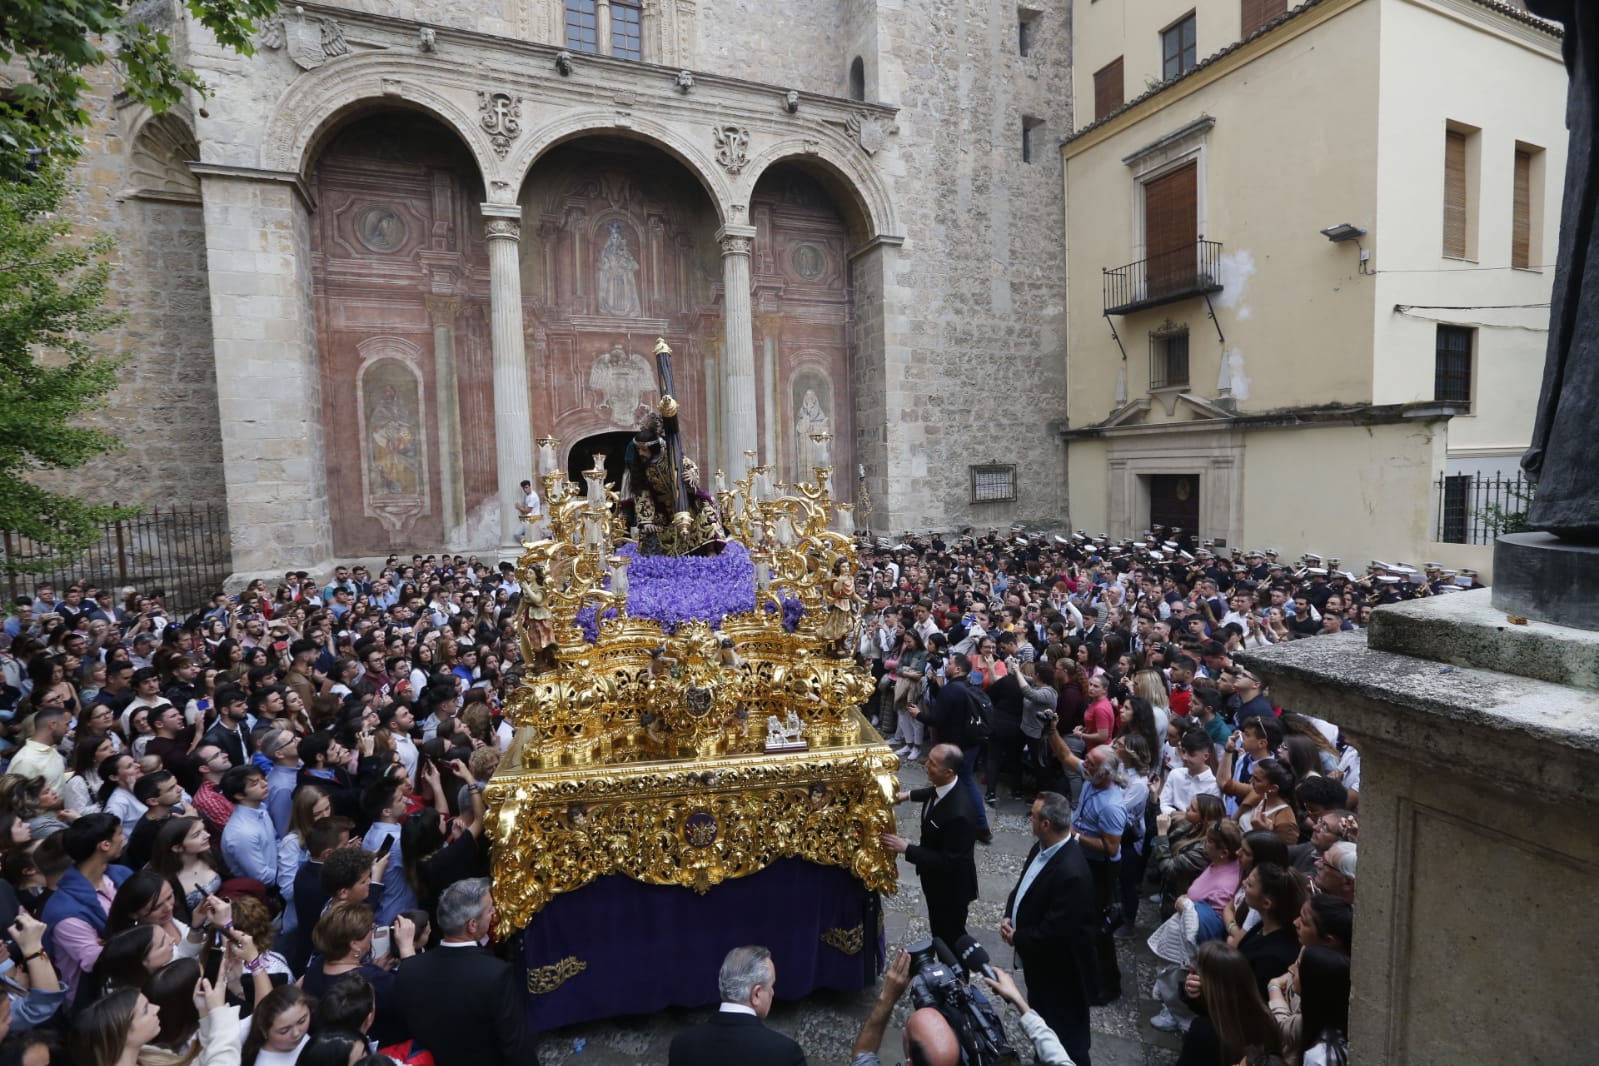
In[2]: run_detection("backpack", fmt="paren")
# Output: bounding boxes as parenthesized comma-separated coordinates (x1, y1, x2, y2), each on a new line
(963, 681, 994, 746)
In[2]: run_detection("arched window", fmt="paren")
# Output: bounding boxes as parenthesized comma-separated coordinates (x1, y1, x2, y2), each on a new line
(848, 57, 866, 102)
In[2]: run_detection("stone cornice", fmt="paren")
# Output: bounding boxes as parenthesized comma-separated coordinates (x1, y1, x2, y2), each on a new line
(187, 162, 317, 210)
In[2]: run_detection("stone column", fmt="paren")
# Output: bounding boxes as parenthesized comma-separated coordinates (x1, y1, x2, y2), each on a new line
(425, 295, 466, 544)
(193, 164, 333, 579)
(597, 0, 613, 54)
(482, 205, 534, 555)
(717, 225, 759, 483)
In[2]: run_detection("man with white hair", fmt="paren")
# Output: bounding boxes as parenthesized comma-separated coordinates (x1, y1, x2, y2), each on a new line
(393, 876, 530, 1066)
(668, 944, 806, 1065)
(1316, 841, 1358, 903)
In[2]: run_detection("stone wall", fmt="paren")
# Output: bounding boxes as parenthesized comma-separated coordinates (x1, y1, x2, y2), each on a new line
(864, 0, 1072, 530)
(49, 74, 229, 519)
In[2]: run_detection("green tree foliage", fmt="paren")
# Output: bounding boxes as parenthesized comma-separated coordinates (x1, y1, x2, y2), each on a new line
(0, 0, 279, 169)
(0, 167, 135, 575)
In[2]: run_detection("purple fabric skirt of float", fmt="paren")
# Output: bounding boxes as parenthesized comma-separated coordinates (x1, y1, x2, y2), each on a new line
(521, 858, 883, 1031)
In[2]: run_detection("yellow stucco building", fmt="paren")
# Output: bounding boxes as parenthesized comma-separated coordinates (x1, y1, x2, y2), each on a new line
(1061, 0, 1564, 577)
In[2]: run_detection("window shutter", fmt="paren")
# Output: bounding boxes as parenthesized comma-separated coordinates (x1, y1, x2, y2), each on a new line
(1443, 130, 1468, 257)
(1093, 58, 1124, 122)
(1242, 0, 1288, 38)
(1144, 163, 1198, 297)
(1512, 149, 1532, 269)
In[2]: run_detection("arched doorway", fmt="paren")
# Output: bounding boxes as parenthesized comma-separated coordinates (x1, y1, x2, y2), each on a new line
(567, 432, 633, 491)
(308, 111, 493, 555)
(519, 136, 722, 479)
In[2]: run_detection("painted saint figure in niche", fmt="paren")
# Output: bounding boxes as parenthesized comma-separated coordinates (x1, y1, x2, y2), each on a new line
(589, 344, 656, 428)
(794, 386, 830, 480)
(368, 383, 421, 496)
(596, 220, 642, 317)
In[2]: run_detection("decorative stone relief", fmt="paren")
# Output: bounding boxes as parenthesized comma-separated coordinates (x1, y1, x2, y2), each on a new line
(418, 27, 437, 52)
(712, 125, 751, 175)
(126, 114, 200, 201)
(784, 90, 800, 114)
(486, 218, 521, 240)
(555, 51, 574, 76)
(478, 91, 523, 159)
(846, 111, 899, 156)
(258, 11, 350, 70)
(719, 231, 753, 257)
(676, 70, 696, 93)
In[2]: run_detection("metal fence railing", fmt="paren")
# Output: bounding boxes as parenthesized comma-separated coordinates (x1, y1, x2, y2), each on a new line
(1104, 239, 1225, 315)
(1, 505, 231, 616)
(1435, 471, 1532, 545)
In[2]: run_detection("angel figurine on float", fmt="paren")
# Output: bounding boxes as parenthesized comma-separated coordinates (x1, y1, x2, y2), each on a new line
(816, 558, 864, 657)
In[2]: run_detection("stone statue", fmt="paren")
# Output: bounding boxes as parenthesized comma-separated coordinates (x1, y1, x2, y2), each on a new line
(589, 344, 654, 428)
(794, 386, 829, 479)
(596, 221, 642, 317)
(1522, 1, 1599, 539)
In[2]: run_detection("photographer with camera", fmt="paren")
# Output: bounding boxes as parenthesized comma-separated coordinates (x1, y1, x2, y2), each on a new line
(850, 947, 1076, 1065)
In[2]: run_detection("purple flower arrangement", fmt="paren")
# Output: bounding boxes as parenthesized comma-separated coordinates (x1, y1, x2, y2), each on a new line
(576, 541, 762, 641)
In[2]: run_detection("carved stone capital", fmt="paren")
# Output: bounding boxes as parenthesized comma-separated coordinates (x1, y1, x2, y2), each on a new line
(425, 295, 462, 326)
(715, 224, 756, 258)
(485, 218, 522, 241)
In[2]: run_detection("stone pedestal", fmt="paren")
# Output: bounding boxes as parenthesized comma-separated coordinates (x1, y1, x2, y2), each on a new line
(1238, 589, 1597, 1066)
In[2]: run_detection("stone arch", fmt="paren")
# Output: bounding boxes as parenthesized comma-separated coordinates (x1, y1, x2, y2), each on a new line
(506, 111, 733, 222)
(258, 54, 500, 187)
(742, 136, 901, 246)
(126, 112, 201, 201)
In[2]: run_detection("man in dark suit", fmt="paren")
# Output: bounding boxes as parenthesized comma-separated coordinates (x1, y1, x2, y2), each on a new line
(881, 742, 979, 947)
(667, 945, 806, 1066)
(201, 684, 252, 766)
(394, 876, 532, 1066)
(1001, 791, 1101, 1066)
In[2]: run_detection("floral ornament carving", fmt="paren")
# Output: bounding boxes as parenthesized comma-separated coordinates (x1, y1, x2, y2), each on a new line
(479, 91, 523, 159)
(846, 111, 899, 156)
(712, 125, 751, 175)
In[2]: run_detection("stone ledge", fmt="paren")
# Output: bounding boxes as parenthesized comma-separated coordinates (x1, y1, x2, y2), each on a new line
(1367, 587, 1599, 690)
(1238, 629, 1599, 805)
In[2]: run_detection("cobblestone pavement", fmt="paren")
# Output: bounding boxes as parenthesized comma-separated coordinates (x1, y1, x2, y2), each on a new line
(531, 758, 1182, 1065)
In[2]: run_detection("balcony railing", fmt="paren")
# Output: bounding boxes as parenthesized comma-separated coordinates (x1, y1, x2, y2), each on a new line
(1104, 239, 1225, 315)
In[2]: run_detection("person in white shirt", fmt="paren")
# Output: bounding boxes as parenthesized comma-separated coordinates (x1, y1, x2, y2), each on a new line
(1159, 730, 1222, 815)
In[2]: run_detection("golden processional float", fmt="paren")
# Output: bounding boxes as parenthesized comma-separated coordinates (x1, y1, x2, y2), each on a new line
(484, 347, 900, 944)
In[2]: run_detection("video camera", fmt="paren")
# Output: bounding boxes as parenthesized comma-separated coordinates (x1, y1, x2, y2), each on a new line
(904, 936, 1013, 1066)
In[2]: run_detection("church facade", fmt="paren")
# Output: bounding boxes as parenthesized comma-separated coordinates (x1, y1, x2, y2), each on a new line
(63, 0, 1070, 576)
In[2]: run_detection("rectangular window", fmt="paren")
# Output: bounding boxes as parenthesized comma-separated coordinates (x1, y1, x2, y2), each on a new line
(1435, 325, 1474, 406)
(1440, 474, 1471, 544)
(565, 0, 599, 53)
(611, 0, 642, 60)
(1093, 57, 1125, 122)
(1512, 147, 1534, 269)
(1143, 161, 1199, 299)
(1019, 7, 1041, 56)
(1442, 125, 1480, 259)
(1022, 116, 1044, 163)
(970, 465, 1018, 503)
(1241, 0, 1288, 38)
(1162, 12, 1198, 81)
(1150, 328, 1190, 390)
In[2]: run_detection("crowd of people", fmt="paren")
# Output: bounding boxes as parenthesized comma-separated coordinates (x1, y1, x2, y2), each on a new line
(848, 527, 1370, 1066)
(0, 525, 1409, 1065)
(0, 560, 531, 1066)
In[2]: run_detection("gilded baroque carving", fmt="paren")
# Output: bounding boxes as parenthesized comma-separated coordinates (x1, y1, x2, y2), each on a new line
(478, 91, 523, 159)
(526, 956, 588, 994)
(821, 924, 865, 955)
(712, 125, 751, 175)
(846, 111, 899, 156)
